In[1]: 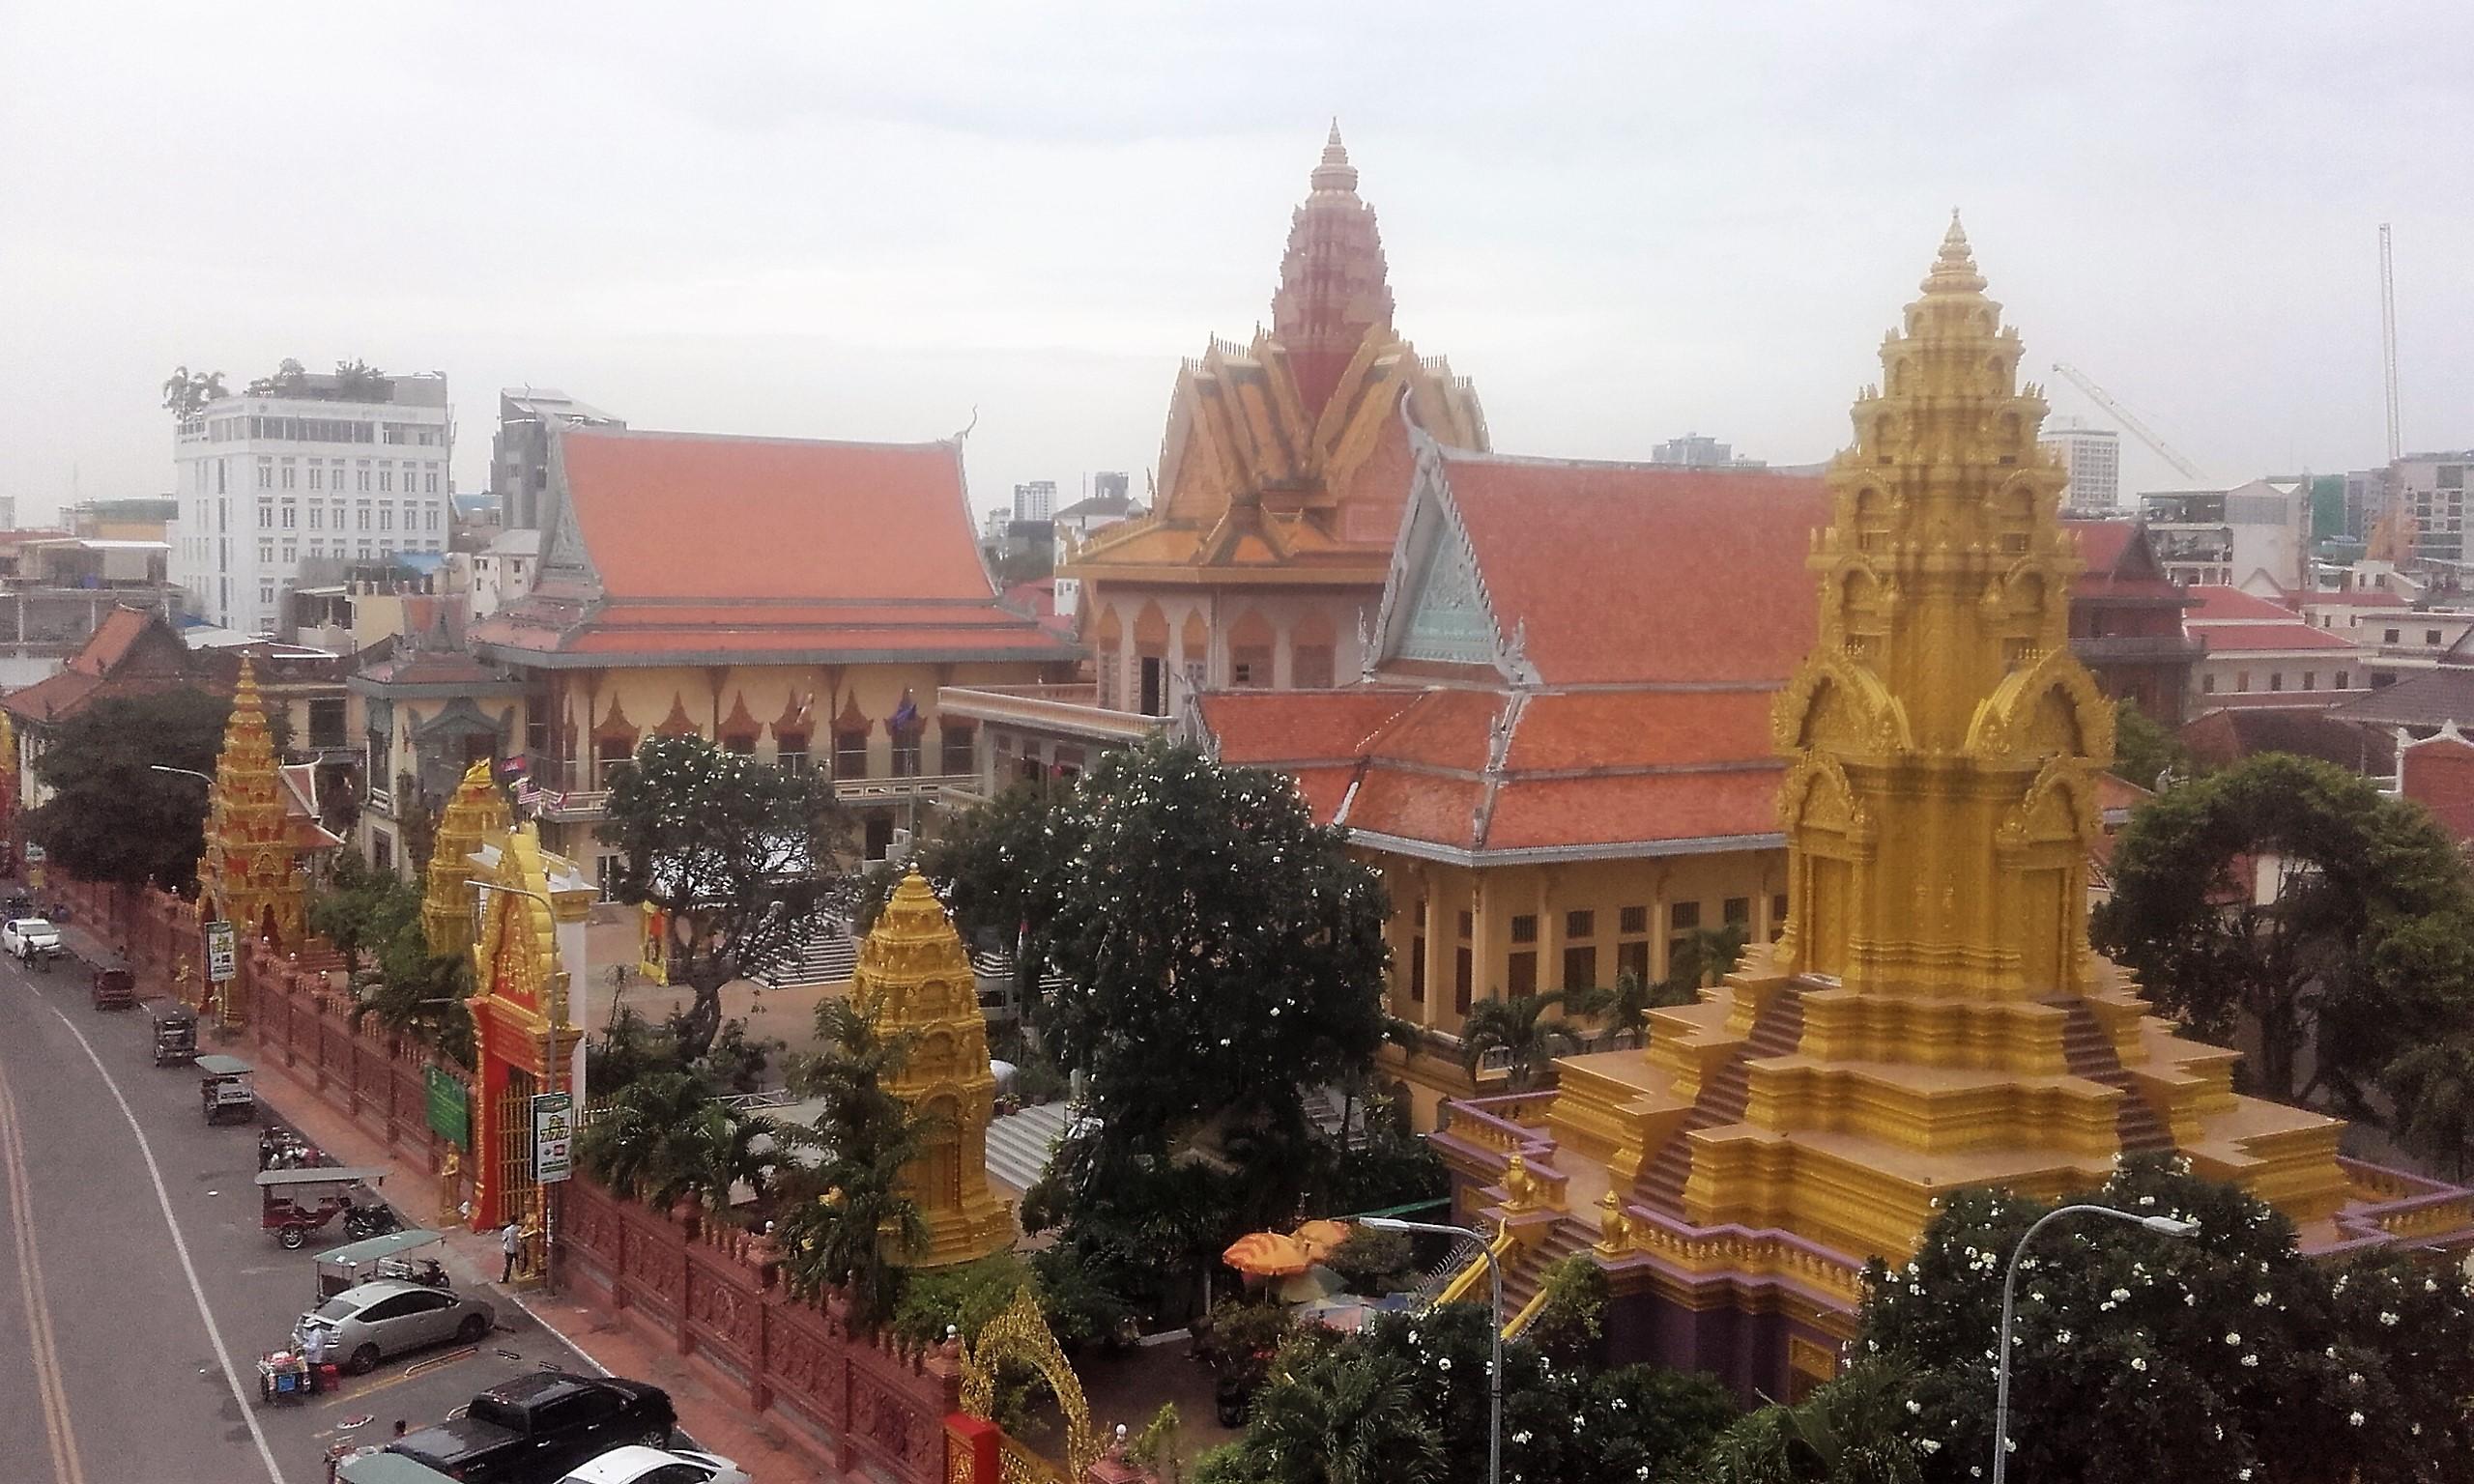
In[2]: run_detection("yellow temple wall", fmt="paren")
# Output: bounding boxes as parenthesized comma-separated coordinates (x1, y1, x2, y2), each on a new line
(1082, 579, 1380, 707)
(1368, 846, 1789, 1130)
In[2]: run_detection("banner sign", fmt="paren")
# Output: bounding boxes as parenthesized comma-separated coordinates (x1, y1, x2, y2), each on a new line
(204, 920, 238, 984)
(532, 1091, 574, 1184)
(424, 1067, 470, 1148)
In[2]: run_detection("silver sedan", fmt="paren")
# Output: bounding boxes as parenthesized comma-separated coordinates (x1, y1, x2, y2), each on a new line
(297, 1278, 495, 1375)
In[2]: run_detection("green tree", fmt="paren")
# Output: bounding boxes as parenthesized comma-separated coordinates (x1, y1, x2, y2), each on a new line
(1569, 965, 1692, 1048)
(1212, 1339, 1444, 1484)
(1665, 922, 1751, 996)
(1526, 1252, 1609, 1368)
(2383, 1036, 2474, 1179)
(160, 365, 228, 419)
(598, 735, 851, 1061)
(26, 689, 230, 888)
(1858, 1156, 2474, 1484)
(2110, 698, 2190, 790)
(245, 357, 309, 396)
(1458, 990, 1580, 1090)
(577, 1069, 769, 1211)
(1690, 1365, 1925, 1484)
(775, 999, 934, 1329)
(889, 1250, 1037, 1348)
(2092, 753, 2474, 1109)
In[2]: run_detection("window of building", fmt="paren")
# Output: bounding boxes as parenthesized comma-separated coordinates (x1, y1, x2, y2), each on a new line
(280, 462, 296, 490)
(426, 507, 440, 530)
(1565, 910, 1595, 941)
(1668, 899, 1702, 971)
(1616, 939, 1649, 982)
(426, 471, 440, 495)
(1453, 947, 1473, 1014)
(1409, 936, 1426, 1005)
(1457, 910, 1474, 939)
(308, 466, 323, 491)
(834, 729, 869, 778)
(1510, 914, 1537, 945)
(357, 466, 370, 493)
(258, 579, 274, 605)
(2235, 671, 2250, 692)
(357, 508, 371, 530)
(257, 503, 273, 528)
(890, 718, 923, 777)
(2269, 672, 2283, 692)
(2302, 671, 2316, 691)
(2430, 630, 2445, 646)
(280, 505, 296, 528)
(940, 722, 975, 776)
(2202, 673, 2216, 694)
(2337, 671, 2351, 689)
(280, 542, 295, 563)
(308, 506, 322, 529)
(776, 731, 810, 774)
(1292, 645, 1335, 689)
(379, 507, 393, 531)
(1507, 950, 1537, 997)
(1230, 646, 1271, 687)
(1723, 897, 1750, 925)
(1561, 944, 1597, 992)
(258, 539, 273, 562)
(2385, 628, 2401, 644)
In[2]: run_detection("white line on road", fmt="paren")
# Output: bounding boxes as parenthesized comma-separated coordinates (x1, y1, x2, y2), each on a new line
(0, 1061, 85, 1484)
(28, 986, 286, 1484)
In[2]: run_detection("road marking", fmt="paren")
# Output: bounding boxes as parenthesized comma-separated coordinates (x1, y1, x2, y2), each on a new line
(0, 1061, 84, 1484)
(27, 986, 285, 1484)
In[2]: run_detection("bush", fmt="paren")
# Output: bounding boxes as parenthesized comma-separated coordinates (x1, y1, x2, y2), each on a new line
(1527, 1254, 1609, 1368)
(1323, 1227, 1415, 1297)
(891, 1251, 1037, 1349)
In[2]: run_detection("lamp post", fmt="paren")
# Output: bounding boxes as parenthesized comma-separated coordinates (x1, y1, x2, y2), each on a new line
(1360, 1215, 1503, 1484)
(465, 878, 571, 1293)
(1990, 1203, 2200, 1484)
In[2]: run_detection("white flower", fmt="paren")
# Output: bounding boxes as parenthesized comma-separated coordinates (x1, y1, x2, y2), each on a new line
(2240, 1354, 2258, 1367)
(2379, 1311, 2401, 1327)
(2225, 1331, 2241, 1346)
(1511, 1432, 1531, 1445)
(2426, 1278, 2440, 1294)
(1571, 1416, 1586, 1430)
(2139, 1195, 2155, 1207)
(1438, 1357, 1452, 1371)
(1907, 1400, 1922, 1415)
(2349, 1411, 2366, 1427)
(2112, 1288, 2132, 1301)
(2238, 1470, 2253, 1481)
(2254, 1292, 2272, 1306)
(2348, 1372, 2363, 1385)
(2005, 1439, 2017, 1453)
(2055, 1328, 2074, 1345)
(2184, 1293, 2197, 1306)
(1635, 1470, 1650, 1481)
(2029, 1291, 2045, 1303)
(1918, 1440, 1942, 1455)
(2130, 1356, 2147, 1372)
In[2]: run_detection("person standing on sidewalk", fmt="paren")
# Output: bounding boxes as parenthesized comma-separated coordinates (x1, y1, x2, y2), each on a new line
(500, 1218, 523, 1283)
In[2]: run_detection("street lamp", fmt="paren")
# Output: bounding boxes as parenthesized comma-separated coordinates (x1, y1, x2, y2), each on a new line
(1990, 1203, 2200, 1484)
(149, 764, 217, 787)
(1360, 1215, 1504, 1484)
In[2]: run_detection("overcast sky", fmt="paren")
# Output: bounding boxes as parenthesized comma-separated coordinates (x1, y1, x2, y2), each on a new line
(3, 3, 2465, 526)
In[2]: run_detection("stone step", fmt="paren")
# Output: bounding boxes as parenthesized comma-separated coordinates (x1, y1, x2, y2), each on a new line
(984, 1100, 1074, 1193)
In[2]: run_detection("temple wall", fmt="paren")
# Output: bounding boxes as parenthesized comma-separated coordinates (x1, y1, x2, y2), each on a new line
(1084, 580, 1380, 710)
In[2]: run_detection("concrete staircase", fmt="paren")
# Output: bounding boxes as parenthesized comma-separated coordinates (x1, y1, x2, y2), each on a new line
(1303, 1086, 1370, 1152)
(756, 922, 859, 989)
(985, 1099, 1074, 1194)
(1498, 1222, 1596, 1330)
(1635, 985, 1807, 1216)
(2055, 999, 2174, 1156)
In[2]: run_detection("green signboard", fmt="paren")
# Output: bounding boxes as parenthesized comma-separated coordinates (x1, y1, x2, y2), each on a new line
(424, 1067, 470, 1148)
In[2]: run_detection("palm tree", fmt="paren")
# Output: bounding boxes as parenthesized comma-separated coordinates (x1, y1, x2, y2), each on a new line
(1665, 923, 1752, 996)
(1567, 967, 1696, 1049)
(1458, 991, 1580, 1091)
(1246, 1349, 1445, 1484)
(2384, 1036, 2474, 1178)
(578, 1070, 763, 1211)
(776, 998, 935, 1327)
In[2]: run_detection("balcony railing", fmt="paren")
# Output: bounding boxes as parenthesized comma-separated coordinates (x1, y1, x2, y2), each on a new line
(833, 773, 978, 804)
(936, 683, 1166, 742)
(2070, 634, 2207, 663)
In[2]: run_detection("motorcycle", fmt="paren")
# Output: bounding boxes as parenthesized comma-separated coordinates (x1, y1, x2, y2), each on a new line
(374, 1254, 449, 1289)
(342, 1203, 401, 1241)
(259, 1127, 323, 1171)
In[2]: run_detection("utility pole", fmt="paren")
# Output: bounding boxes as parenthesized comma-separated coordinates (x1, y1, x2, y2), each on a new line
(2379, 223, 2402, 464)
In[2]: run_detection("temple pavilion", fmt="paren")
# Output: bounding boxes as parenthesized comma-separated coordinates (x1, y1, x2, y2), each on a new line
(1420, 220, 2474, 1402)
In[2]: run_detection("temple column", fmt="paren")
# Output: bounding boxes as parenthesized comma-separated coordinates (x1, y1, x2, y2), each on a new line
(1465, 877, 1494, 1024)
(1537, 868, 1562, 995)
(1420, 870, 1449, 1030)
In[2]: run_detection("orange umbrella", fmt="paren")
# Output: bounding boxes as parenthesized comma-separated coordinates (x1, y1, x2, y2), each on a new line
(1291, 1219, 1353, 1261)
(1223, 1231, 1315, 1277)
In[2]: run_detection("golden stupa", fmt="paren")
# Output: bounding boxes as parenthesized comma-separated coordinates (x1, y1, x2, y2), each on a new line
(1438, 219, 2464, 1394)
(850, 870, 1016, 1268)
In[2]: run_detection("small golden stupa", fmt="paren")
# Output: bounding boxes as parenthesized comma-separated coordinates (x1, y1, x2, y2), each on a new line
(851, 870, 1015, 1268)
(198, 658, 305, 946)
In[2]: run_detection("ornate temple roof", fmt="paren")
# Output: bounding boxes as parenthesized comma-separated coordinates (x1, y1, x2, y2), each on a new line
(473, 427, 1079, 669)
(1068, 128, 1486, 587)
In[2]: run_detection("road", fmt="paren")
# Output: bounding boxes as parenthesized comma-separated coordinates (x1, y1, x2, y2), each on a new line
(0, 949, 595, 1484)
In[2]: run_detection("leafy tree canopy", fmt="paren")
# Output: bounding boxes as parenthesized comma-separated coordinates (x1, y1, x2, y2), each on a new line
(775, 998, 934, 1330)
(160, 365, 228, 419)
(2110, 698, 2192, 790)
(576, 1068, 772, 1212)
(26, 688, 230, 888)
(1858, 1157, 2474, 1484)
(2092, 752, 2474, 1111)
(598, 735, 851, 1060)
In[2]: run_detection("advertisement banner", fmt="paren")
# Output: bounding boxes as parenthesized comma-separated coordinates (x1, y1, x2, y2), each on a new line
(204, 920, 238, 984)
(531, 1091, 574, 1184)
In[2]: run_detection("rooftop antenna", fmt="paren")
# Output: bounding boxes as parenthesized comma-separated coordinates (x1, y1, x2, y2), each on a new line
(2379, 223, 2402, 464)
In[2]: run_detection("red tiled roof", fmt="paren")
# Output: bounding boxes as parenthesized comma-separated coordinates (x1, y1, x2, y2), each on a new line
(2192, 624, 2359, 652)
(2402, 730, 2474, 842)
(69, 606, 168, 677)
(2068, 519, 2137, 572)
(1346, 767, 1485, 847)
(1286, 766, 1362, 825)
(1503, 691, 1773, 771)
(2184, 586, 2302, 622)
(1481, 769, 1783, 851)
(559, 428, 993, 603)
(1205, 690, 1424, 768)
(1439, 448, 1832, 685)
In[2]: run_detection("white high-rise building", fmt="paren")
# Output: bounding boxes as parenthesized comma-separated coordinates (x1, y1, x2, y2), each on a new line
(169, 371, 454, 633)
(1013, 480, 1055, 522)
(2040, 421, 2122, 515)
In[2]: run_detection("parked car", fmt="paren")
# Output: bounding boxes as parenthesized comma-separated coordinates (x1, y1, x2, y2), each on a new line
(556, 1444, 751, 1484)
(3, 917, 63, 965)
(389, 1372, 676, 1484)
(298, 1279, 495, 1375)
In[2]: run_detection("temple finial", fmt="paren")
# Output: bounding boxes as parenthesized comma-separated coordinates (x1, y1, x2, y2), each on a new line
(1922, 209, 1986, 295)
(1311, 120, 1357, 191)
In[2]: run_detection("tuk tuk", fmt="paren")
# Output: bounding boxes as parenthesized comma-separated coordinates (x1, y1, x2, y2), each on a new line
(255, 1165, 390, 1249)
(311, 1227, 448, 1301)
(197, 1054, 255, 1125)
(90, 961, 136, 1011)
(142, 999, 197, 1066)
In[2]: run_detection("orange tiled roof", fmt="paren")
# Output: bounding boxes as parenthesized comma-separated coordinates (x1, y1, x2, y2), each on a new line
(474, 428, 1078, 669)
(1437, 448, 1832, 685)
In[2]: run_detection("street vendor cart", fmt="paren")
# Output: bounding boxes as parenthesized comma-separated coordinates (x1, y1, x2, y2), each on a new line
(198, 1054, 255, 1125)
(255, 1166, 390, 1249)
(141, 999, 197, 1066)
(311, 1228, 449, 1302)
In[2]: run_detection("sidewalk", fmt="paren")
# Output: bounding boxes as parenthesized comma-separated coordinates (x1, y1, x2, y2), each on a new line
(53, 918, 828, 1483)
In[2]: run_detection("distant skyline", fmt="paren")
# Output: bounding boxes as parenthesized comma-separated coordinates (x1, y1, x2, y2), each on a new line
(4, 4, 2467, 527)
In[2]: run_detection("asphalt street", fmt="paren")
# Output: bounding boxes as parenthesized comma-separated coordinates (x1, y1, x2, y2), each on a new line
(0, 949, 593, 1484)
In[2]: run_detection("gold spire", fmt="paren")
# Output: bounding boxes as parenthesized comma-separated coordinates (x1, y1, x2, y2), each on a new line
(197, 658, 305, 946)
(423, 759, 513, 956)
(850, 870, 1014, 1267)
(1922, 208, 1987, 295)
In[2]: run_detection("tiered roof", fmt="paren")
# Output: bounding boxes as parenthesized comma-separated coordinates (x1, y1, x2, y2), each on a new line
(472, 427, 1079, 669)
(1201, 440, 1832, 861)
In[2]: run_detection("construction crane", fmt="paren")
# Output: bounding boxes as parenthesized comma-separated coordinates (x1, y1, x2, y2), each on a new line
(2380, 223, 2402, 463)
(2048, 363, 2211, 484)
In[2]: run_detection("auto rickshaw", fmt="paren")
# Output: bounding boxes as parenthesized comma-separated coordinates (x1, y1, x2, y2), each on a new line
(198, 1054, 255, 1125)
(90, 960, 135, 1011)
(142, 999, 197, 1066)
(255, 1166, 390, 1249)
(311, 1227, 448, 1301)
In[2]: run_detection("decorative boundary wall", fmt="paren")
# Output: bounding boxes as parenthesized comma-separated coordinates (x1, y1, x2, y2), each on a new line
(60, 876, 1148, 1484)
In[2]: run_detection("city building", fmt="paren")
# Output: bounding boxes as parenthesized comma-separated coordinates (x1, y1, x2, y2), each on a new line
(0, 534, 187, 689)
(1423, 222, 2463, 1403)
(2139, 478, 2308, 589)
(1648, 433, 1765, 471)
(947, 126, 1488, 777)
(2061, 518, 2200, 724)
(469, 425, 1080, 880)
(1199, 441, 1832, 1128)
(2344, 466, 2394, 544)
(168, 371, 455, 635)
(2393, 450, 2474, 566)
(352, 604, 525, 876)
(1011, 480, 1056, 523)
(493, 389, 622, 532)
(470, 528, 542, 619)
(2183, 585, 2371, 714)
(2039, 418, 2121, 515)
(64, 497, 176, 542)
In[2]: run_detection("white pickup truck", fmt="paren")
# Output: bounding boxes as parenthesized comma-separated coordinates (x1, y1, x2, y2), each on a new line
(2, 918, 63, 965)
